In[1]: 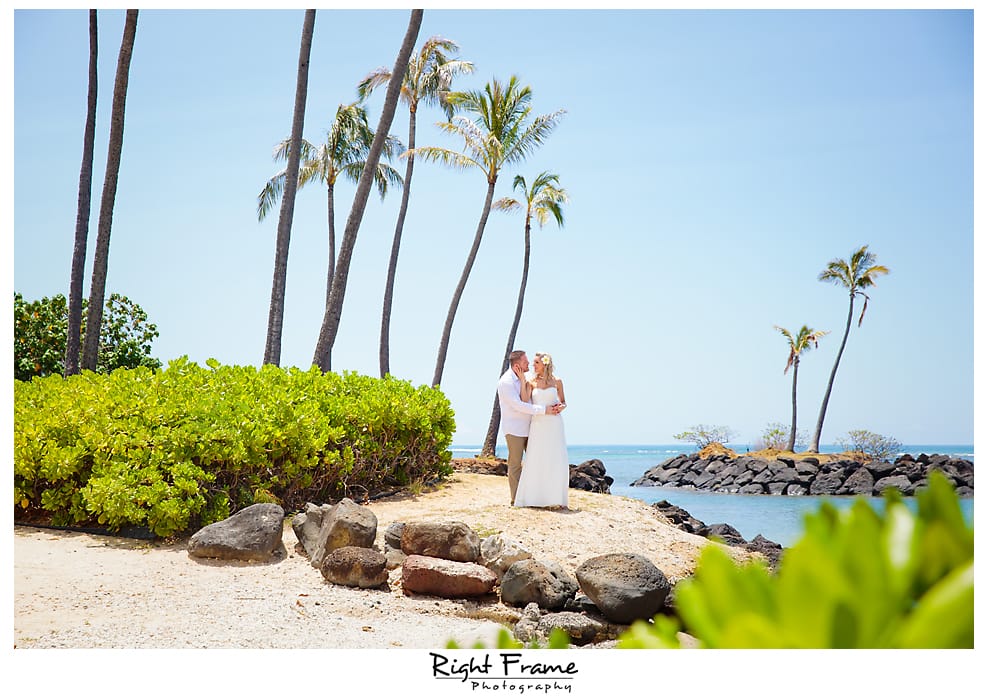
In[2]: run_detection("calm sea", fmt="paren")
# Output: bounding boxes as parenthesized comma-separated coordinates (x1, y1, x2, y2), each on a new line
(451, 443, 975, 547)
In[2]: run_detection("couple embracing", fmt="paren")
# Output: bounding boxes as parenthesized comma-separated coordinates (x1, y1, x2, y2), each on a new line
(497, 350, 570, 509)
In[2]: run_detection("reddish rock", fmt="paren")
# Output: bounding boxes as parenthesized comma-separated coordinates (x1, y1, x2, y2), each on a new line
(401, 554, 497, 598)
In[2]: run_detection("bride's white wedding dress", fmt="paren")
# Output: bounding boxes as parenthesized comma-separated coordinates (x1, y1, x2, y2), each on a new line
(514, 386, 569, 508)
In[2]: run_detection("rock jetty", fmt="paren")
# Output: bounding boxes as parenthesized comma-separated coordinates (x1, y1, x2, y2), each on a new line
(632, 451, 974, 497)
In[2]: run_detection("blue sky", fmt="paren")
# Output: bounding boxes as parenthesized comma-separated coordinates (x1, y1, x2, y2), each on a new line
(9, 5, 977, 447)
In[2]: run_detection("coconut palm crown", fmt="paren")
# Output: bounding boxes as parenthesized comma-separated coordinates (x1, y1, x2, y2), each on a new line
(356, 36, 473, 378)
(411, 76, 566, 386)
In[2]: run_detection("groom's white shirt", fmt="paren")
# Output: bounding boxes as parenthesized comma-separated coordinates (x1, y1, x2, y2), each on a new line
(497, 368, 546, 438)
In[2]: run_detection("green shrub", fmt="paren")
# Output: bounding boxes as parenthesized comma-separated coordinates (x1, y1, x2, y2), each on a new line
(14, 357, 455, 537)
(673, 424, 737, 449)
(14, 291, 161, 381)
(839, 428, 903, 462)
(618, 471, 973, 648)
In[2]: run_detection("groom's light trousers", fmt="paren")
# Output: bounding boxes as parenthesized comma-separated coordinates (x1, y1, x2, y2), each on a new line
(506, 434, 528, 504)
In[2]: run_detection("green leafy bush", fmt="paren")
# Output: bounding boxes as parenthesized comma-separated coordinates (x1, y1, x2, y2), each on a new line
(618, 471, 973, 648)
(14, 357, 455, 537)
(14, 291, 161, 381)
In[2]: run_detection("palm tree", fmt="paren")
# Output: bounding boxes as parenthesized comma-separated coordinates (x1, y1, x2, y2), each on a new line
(412, 76, 565, 386)
(357, 36, 474, 378)
(263, 8, 316, 367)
(258, 103, 403, 368)
(311, 8, 423, 372)
(774, 325, 828, 453)
(808, 245, 890, 452)
(480, 172, 568, 457)
(65, 9, 98, 376)
(82, 9, 138, 372)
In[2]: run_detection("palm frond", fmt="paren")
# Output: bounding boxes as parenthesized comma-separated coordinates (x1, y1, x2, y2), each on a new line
(357, 67, 393, 103)
(409, 145, 481, 172)
(493, 197, 522, 213)
(257, 171, 287, 222)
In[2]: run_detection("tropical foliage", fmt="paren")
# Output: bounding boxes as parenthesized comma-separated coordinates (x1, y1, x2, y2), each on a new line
(618, 471, 973, 648)
(14, 357, 455, 537)
(14, 292, 161, 381)
(412, 75, 565, 386)
(809, 245, 889, 452)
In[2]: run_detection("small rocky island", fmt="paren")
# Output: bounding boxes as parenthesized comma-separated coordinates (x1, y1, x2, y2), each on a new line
(632, 447, 974, 498)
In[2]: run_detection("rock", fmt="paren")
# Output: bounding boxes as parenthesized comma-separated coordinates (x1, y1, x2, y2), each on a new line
(652, 500, 705, 534)
(799, 456, 820, 467)
(839, 466, 875, 496)
(739, 483, 765, 494)
(575, 553, 671, 625)
(400, 521, 481, 562)
(311, 498, 378, 568)
(501, 558, 579, 610)
(188, 503, 285, 562)
(701, 523, 747, 547)
(746, 535, 784, 569)
(384, 545, 407, 570)
(512, 603, 542, 642)
(785, 484, 808, 496)
(809, 471, 844, 495)
(291, 502, 332, 558)
(569, 459, 613, 493)
(319, 546, 389, 588)
(479, 533, 532, 580)
(384, 522, 405, 549)
(536, 611, 605, 646)
(874, 475, 913, 495)
(401, 554, 497, 598)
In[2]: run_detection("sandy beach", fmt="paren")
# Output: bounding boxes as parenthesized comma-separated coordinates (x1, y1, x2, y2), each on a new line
(13, 471, 750, 650)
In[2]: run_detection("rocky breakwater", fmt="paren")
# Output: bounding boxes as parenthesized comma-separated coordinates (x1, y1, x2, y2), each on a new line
(632, 450, 974, 497)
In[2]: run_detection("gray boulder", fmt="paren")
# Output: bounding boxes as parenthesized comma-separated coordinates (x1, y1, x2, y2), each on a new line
(291, 502, 332, 558)
(311, 498, 378, 568)
(400, 521, 480, 562)
(319, 546, 389, 588)
(839, 466, 875, 496)
(875, 475, 913, 495)
(575, 553, 670, 624)
(809, 471, 845, 495)
(188, 503, 285, 561)
(479, 533, 532, 580)
(401, 555, 497, 598)
(500, 558, 579, 610)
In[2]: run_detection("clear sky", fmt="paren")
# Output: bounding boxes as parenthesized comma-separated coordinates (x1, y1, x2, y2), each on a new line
(9, 4, 977, 448)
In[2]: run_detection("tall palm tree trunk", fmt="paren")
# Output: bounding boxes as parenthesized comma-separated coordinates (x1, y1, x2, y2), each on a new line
(312, 8, 423, 371)
(432, 180, 496, 387)
(480, 217, 532, 456)
(263, 8, 316, 367)
(317, 181, 336, 370)
(379, 107, 418, 378)
(787, 359, 799, 452)
(810, 292, 855, 452)
(81, 9, 138, 372)
(65, 9, 98, 376)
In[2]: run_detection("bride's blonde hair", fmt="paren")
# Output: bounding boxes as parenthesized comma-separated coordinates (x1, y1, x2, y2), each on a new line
(534, 352, 555, 381)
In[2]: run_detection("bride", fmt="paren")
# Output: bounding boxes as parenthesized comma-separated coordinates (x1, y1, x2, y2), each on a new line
(513, 352, 570, 508)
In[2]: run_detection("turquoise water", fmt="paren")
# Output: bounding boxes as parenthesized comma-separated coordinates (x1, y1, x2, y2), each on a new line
(452, 443, 975, 547)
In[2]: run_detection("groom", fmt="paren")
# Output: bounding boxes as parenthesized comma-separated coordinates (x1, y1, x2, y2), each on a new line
(497, 350, 563, 504)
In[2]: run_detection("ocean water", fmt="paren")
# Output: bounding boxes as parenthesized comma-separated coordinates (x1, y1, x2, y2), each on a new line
(451, 443, 975, 547)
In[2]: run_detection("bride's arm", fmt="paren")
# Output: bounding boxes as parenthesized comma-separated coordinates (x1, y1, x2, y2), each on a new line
(555, 378, 566, 408)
